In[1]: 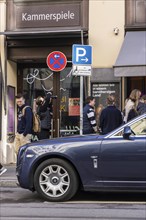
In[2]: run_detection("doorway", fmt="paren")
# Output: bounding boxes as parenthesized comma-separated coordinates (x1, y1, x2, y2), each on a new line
(127, 77, 146, 96)
(17, 64, 80, 138)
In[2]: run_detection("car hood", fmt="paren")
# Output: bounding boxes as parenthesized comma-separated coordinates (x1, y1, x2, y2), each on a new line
(23, 134, 103, 154)
(32, 134, 102, 145)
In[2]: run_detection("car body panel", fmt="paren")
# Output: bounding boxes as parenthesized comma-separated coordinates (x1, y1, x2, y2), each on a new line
(16, 113, 146, 194)
(17, 135, 103, 189)
(99, 136, 146, 190)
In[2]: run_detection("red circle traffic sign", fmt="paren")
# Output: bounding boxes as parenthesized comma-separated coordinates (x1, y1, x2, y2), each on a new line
(46, 51, 67, 72)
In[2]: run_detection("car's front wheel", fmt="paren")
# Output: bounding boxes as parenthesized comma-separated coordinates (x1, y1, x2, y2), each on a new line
(34, 158, 79, 202)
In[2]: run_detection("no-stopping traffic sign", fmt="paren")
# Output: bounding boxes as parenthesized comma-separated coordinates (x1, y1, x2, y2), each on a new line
(46, 51, 67, 72)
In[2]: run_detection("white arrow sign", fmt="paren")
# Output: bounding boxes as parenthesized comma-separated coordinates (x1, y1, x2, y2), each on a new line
(81, 57, 88, 62)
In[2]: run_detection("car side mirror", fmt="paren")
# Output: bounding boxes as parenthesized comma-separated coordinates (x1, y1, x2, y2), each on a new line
(123, 126, 132, 139)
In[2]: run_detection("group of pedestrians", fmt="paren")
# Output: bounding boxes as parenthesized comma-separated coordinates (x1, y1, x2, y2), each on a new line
(0, 89, 146, 176)
(124, 89, 146, 123)
(83, 89, 146, 135)
(123, 89, 141, 123)
(83, 95, 123, 135)
(14, 93, 52, 155)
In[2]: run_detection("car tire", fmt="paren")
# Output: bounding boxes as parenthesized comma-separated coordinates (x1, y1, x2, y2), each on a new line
(34, 158, 79, 202)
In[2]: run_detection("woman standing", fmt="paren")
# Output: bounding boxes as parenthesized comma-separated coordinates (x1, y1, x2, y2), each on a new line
(124, 89, 141, 123)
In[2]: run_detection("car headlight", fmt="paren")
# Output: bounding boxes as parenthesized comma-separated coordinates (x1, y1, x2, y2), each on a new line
(29, 145, 56, 155)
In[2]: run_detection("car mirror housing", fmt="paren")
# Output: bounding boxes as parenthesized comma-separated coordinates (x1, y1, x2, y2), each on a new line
(123, 126, 132, 139)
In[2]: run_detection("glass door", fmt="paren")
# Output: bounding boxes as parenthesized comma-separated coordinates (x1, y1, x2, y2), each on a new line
(19, 66, 80, 138)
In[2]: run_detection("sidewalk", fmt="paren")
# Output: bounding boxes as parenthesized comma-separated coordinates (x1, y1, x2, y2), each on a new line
(0, 164, 18, 187)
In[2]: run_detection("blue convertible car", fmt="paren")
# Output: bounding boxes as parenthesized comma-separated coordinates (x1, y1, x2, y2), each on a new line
(16, 113, 146, 202)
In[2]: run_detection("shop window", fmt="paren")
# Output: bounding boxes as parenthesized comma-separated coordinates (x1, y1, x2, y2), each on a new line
(126, 0, 146, 27)
(7, 86, 15, 143)
(60, 68, 80, 136)
(135, 0, 146, 23)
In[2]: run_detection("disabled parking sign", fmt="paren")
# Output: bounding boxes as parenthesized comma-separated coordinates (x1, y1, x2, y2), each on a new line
(46, 51, 67, 72)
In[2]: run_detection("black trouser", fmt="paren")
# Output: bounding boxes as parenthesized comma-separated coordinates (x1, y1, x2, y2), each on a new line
(83, 129, 95, 135)
(0, 163, 3, 169)
(38, 129, 50, 140)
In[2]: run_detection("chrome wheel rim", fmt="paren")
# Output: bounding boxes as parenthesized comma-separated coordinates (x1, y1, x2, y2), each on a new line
(39, 165, 70, 198)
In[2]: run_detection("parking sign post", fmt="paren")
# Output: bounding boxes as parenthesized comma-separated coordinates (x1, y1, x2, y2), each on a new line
(72, 44, 92, 135)
(80, 75, 83, 135)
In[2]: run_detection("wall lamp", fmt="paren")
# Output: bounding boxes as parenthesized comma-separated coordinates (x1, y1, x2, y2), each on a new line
(113, 27, 119, 35)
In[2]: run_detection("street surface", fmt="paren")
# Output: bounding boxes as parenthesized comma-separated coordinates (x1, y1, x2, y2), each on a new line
(0, 186, 146, 220)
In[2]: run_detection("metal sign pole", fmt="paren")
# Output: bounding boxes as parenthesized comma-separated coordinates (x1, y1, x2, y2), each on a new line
(80, 75, 83, 135)
(80, 30, 84, 135)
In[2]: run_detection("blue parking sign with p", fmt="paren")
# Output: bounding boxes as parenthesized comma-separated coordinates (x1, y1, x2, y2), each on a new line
(72, 44, 92, 65)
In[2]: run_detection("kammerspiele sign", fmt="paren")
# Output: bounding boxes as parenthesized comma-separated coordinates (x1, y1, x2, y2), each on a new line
(21, 11, 75, 22)
(16, 4, 80, 28)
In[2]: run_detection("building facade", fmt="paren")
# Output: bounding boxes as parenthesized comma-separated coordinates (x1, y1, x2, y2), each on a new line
(0, 0, 145, 164)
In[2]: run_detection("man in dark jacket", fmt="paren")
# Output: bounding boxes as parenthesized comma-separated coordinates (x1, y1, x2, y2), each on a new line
(137, 94, 146, 115)
(14, 93, 33, 154)
(83, 96, 97, 134)
(99, 95, 123, 135)
(36, 93, 52, 140)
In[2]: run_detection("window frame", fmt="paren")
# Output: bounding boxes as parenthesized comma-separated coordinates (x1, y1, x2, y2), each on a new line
(125, 0, 146, 29)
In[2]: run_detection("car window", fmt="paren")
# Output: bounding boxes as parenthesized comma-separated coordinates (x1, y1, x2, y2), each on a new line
(114, 117, 146, 137)
(131, 118, 146, 135)
(114, 130, 124, 137)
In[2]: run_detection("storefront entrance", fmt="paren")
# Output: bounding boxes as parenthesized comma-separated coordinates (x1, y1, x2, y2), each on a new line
(17, 64, 80, 138)
(127, 77, 146, 97)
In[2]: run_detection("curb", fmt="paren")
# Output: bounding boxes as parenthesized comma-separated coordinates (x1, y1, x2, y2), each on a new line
(0, 164, 18, 187)
(0, 178, 18, 187)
